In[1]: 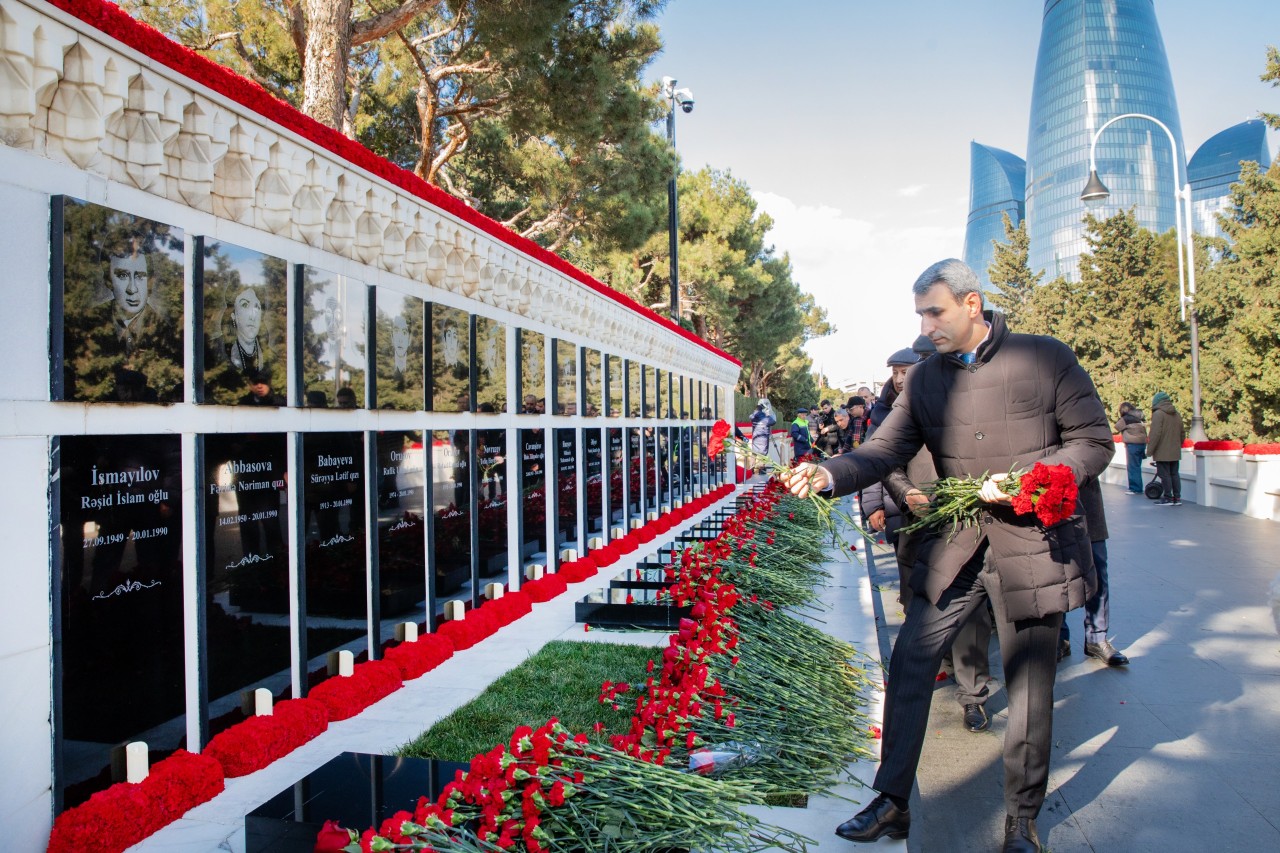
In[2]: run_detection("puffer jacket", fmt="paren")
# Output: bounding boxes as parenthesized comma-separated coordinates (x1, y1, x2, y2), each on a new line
(1146, 400, 1184, 462)
(819, 311, 1113, 621)
(1115, 410, 1147, 445)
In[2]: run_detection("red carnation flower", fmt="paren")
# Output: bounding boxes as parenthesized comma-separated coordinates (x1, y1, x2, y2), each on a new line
(707, 420, 733, 457)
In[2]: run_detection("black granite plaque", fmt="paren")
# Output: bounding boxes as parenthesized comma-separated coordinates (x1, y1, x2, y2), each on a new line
(555, 428, 578, 558)
(201, 241, 287, 406)
(607, 428, 625, 529)
(583, 348, 602, 417)
(301, 267, 367, 409)
(476, 428, 509, 582)
(428, 304, 470, 412)
(474, 316, 507, 414)
(302, 432, 367, 688)
(54, 197, 185, 403)
(518, 429, 547, 562)
(376, 431, 426, 635)
(518, 330, 545, 414)
(627, 427, 642, 516)
(374, 289, 425, 412)
(245, 753, 467, 853)
(643, 425, 658, 511)
(431, 430, 473, 602)
(55, 433, 185, 807)
(553, 339, 577, 415)
(584, 429, 604, 537)
(202, 433, 290, 736)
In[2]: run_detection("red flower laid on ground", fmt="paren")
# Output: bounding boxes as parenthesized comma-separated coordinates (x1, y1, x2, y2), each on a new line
(307, 659, 403, 721)
(522, 573, 569, 602)
(708, 420, 733, 457)
(1010, 462, 1078, 527)
(313, 819, 357, 853)
(47, 749, 224, 853)
(384, 634, 455, 681)
(203, 698, 329, 777)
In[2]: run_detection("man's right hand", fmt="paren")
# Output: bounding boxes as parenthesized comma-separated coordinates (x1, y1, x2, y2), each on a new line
(867, 508, 886, 531)
(781, 462, 831, 498)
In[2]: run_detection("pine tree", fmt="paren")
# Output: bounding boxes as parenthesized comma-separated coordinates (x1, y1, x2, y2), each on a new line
(985, 213, 1042, 325)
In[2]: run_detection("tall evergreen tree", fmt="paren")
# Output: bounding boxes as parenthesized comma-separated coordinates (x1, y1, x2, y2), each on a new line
(1261, 44, 1280, 130)
(985, 213, 1042, 325)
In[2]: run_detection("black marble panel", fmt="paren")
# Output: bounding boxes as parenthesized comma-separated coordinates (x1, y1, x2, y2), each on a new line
(373, 290, 425, 412)
(201, 241, 287, 406)
(301, 267, 366, 409)
(55, 434, 185, 807)
(375, 431, 427, 636)
(54, 197, 185, 403)
(245, 752, 467, 853)
(518, 329, 545, 414)
(518, 428, 547, 562)
(553, 339, 577, 415)
(474, 316, 507, 413)
(626, 427, 642, 516)
(203, 433, 290, 736)
(555, 428, 578, 557)
(302, 432, 367, 688)
(428, 304, 470, 412)
(583, 429, 603, 536)
(431, 430, 473, 604)
(476, 428, 509, 583)
(607, 428, 624, 528)
(582, 348, 602, 417)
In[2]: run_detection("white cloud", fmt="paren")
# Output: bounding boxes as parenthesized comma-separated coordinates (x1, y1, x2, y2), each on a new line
(752, 190, 963, 390)
(896, 184, 928, 198)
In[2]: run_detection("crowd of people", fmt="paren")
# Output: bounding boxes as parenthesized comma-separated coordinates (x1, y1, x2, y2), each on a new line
(777, 258, 1158, 853)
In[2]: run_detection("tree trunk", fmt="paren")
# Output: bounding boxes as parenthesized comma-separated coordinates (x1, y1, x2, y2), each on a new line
(300, 0, 352, 131)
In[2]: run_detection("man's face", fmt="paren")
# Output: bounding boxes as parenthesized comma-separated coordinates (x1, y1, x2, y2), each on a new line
(891, 365, 911, 393)
(809, 409, 819, 420)
(834, 413, 849, 430)
(109, 253, 149, 316)
(821, 402, 832, 414)
(851, 405, 865, 418)
(915, 282, 983, 354)
(251, 380, 271, 398)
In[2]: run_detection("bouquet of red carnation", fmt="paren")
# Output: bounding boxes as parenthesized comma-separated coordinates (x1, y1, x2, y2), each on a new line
(902, 462, 1079, 537)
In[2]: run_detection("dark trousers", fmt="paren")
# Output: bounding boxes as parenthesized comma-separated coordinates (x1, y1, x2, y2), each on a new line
(1060, 540, 1109, 645)
(874, 547, 1063, 818)
(1125, 443, 1146, 492)
(1155, 459, 1181, 500)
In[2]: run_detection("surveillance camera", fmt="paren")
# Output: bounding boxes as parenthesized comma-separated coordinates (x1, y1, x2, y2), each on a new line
(661, 76, 676, 93)
(676, 87, 694, 113)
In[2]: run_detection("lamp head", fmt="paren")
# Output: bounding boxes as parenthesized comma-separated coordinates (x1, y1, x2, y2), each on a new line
(1081, 169, 1110, 206)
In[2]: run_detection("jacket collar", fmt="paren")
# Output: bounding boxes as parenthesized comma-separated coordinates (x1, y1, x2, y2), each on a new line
(944, 310, 1008, 367)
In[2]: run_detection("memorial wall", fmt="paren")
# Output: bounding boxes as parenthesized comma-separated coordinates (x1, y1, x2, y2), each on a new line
(0, 1, 741, 847)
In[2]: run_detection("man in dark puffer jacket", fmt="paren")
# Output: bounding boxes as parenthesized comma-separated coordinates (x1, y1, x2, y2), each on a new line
(784, 258, 1113, 853)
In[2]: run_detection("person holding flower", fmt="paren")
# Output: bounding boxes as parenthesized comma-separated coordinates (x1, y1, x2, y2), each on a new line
(783, 258, 1113, 853)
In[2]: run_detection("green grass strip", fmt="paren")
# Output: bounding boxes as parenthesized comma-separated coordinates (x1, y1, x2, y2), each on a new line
(399, 640, 658, 761)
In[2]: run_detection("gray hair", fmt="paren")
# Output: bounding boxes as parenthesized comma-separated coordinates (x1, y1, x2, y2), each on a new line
(911, 258, 984, 303)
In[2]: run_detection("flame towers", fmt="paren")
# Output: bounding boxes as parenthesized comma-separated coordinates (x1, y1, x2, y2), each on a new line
(1025, 0, 1185, 280)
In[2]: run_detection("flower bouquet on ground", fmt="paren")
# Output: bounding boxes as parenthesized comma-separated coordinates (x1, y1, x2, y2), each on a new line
(901, 461, 1079, 538)
(707, 420, 862, 545)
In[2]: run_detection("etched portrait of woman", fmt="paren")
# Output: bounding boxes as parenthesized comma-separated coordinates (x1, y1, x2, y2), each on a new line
(200, 240, 286, 405)
(56, 197, 185, 403)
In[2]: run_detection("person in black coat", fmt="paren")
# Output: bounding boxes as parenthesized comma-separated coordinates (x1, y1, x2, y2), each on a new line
(784, 259, 1112, 853)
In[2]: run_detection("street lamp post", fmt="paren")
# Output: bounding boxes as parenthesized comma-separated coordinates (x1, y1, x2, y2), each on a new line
(1081, 112, 1207, 441)
(661, 77, 694, 325)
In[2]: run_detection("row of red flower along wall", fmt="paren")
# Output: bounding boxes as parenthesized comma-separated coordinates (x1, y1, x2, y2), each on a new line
(1103, 438, 1280, 520)
(45, 486, 739, 853)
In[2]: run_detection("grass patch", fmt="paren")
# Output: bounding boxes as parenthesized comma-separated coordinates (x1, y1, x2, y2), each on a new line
(399, 640, 657, 762)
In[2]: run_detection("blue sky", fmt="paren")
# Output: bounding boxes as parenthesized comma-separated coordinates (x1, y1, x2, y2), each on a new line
(650, 0, 1279, 389)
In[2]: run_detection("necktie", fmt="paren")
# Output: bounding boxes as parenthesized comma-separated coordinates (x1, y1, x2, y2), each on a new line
(960, 352, 975, 365)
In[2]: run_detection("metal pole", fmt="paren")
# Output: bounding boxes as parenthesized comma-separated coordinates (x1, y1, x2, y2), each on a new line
(1181, 183, 1207, 440)
(666, 106, 680, 324)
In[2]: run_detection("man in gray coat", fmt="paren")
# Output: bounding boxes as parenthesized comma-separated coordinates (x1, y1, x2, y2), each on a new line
(784, 259, 1112, 853)
(1146, 391, 1185, 505)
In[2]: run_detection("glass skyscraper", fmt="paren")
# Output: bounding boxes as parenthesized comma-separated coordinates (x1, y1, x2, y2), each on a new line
(1025, 0, 1185, 281)
(963, 142, 1027, 293)
(1187, 119, 1272, 239)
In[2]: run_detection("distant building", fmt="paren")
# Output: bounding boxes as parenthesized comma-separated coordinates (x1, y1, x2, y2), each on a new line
(963, 142, 1026, 294)
(1025, 0, 1185, 281)
(1188, 119, 1273, 240)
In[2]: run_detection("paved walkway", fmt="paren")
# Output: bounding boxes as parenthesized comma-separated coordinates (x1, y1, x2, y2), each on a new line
(861, 482, 1280, 852)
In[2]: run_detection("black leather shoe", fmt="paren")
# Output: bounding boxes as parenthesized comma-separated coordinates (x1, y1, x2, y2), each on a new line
(1002, 815, 1042, 852)
(963, 703, 989, 732)
(1084, 639, 1130, 666)
(835, 792, 910, 842)
(1056, 638, 1071, 663)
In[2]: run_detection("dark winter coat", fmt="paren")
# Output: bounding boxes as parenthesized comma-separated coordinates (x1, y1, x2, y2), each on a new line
(818, 311, 1113, 621)
(1146, 400, 1184, 462)
(1115, 410, 1147, 445)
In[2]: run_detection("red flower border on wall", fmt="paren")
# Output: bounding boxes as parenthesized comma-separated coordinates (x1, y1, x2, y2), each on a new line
(1193, 440, 1244, 451)
(44, 0, 740, 369)
(1243, 443, 1280, 456)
